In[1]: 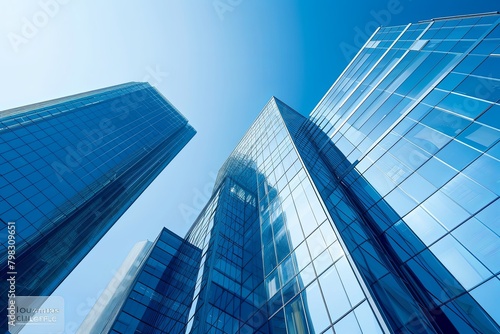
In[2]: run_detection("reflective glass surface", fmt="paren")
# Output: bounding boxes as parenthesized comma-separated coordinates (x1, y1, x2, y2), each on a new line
(85, 13, 499, 334)
(0, 82, 195, 328)
(307, 12, 500, 334)
(105, 228, 201, 333)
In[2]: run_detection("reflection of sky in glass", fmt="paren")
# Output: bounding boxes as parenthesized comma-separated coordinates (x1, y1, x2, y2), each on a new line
(1, 0, 499, 331)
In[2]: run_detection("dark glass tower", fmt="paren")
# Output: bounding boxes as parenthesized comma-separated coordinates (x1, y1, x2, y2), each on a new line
(0, 82, 195, 322)
(84, 12, 499, 334)
(78, 229, 201, 334)
(77, 239, 154, 334)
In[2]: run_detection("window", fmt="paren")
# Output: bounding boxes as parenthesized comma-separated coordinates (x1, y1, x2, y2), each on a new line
(430, 235, 491, 289)
(410, 39, 428, 51)
(302, 281, 330, 333)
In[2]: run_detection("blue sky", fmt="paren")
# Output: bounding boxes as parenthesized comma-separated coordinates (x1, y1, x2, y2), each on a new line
(1, 0, 498, 332)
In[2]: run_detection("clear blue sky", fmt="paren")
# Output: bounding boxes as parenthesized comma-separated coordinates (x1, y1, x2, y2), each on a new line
(1, 0, 497, 332)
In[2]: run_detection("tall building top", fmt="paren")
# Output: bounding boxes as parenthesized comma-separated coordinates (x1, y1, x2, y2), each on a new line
(0, 82, 142, 119)
(420, 11, 500, 23)
(0, 82, 191, 132)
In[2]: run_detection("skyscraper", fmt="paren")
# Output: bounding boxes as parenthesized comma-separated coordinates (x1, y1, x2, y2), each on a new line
(83, 12, 499, 334)
(77, 240, 154, 334)
(0, 82, 195, 325)
(80, 227, 202, 333)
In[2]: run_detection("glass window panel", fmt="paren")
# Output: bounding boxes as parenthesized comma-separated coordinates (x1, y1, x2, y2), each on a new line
(279, 255, 296, 285)
(454, 55, 485, 74)
(475, 199, 500, 236)
(334, 312, 362, 334)
(436, 139, 481, 171)
(336, 257, 365, 307)
(399, 172, 437, 203)
(283, 199, 303, 248)
(384, 187, 417, 218)
(408, 54, 458, 99)
(451, 41, 475, 53)
(470, 278, 500, 325)
(455, 76, 500, 104)
(354, 302, 384, 334)
(328, 241, 344, 263)
(266, 269, 281, 298)
(304, 184, 325, 224)
(404, 206, 447, 245)
(313, 250, 333, 276)
(477, 104, 500, 129)
(319, 265, 352, 322)
(275, 223, 292, 263)
(487, 24, 500, 38)
(446, 288, 500, 333)
(319, 222, 337, 246)
(421, 190, 469, 230)
(264, 241, 277, 276)
(430, 235, 491, 290)
(285, 296, 309, 334)
(391, 136, 431, 173)
(282, 277, 300, 304)
(363, 164, 397, 197)
(307, 228, 327, 259)
(462, 153, 500, 196)
(297, 263, 316, 290)
(262, 219, 273, 243)
(294, 242, 311, 271)
(294, 191, 317, 237)
(418, 156, 457, 188)
(453, 218, 499, 273)
(268, 309, 286, 333)
(394, 52, 443, 97)
(473, 39, 500, 55)
(472, 55, 500, 80)
(392, 116, 418, 138)
(407, 122, 451, 154)
(458, 123, 500, 151)
(302, 281, 330, 334)
(442, 173, 496, 214)
(421, 108, 472, 138)
(441, 91, 490, 118)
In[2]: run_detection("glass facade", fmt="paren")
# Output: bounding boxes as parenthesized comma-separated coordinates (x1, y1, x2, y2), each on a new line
(0, 82, 195, 329)
(304, 12, 500, 334)
(96, 99, 388, 334)
(80, 228, 202, 333)
(78, 240, 153, 334)
(83, 12, 499, 334)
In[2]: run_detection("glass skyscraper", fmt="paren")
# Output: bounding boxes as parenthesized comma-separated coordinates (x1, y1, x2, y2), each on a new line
(84, 12, 498, 334)
(77, 240, 154, 334)
(80, 227, 202, 333)
(0, 82, 195, 327)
